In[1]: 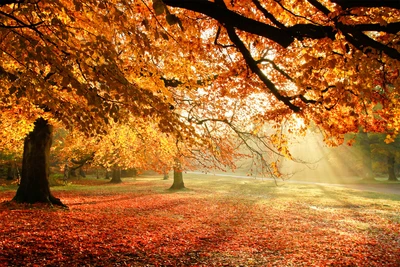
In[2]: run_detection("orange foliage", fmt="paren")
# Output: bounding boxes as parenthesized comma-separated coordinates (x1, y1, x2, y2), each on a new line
(162, 0, 400, 142)
(0, 0, 399, 173)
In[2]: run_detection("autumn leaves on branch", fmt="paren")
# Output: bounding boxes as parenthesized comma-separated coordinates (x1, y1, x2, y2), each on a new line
(163, 0, 399, 115)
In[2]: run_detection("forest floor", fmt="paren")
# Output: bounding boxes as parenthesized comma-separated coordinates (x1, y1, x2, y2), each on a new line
(1, 174, 400, 266)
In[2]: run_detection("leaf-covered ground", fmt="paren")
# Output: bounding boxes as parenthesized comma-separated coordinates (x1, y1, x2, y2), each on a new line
(1, 175, 400, 266)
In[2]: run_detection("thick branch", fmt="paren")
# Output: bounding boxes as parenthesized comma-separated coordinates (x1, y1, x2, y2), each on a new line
(164, 0, 336, 44)
(251, 0, 287, 29)
(339, 23, 400, 60)
(0, 66, 18, 81)
(346, 22, 400, 34)
(290, 24, 335, 40)
(306, 0, 331, 16)
(70, 153, 94, 170)
(163, 0, 294, 48)
(163, 0, 399, 60)
(161, 74, 218, 88)
(208, 0, 301, 112)
(331, 0, 400, 9)
(0, 0, 24, 6)
(161, 77, 182, 87)
(226, 27, 300, 111)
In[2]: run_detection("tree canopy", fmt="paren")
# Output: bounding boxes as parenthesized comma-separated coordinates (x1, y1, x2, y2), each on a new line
(163, 0, 399, 141)
(1, 0, 399, 171)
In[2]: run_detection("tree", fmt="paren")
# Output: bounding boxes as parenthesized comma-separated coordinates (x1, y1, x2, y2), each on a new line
(12, 118, 65, 206)
(349, 132, 400, 181)
(369, 133, 400, 181)
(387, 151, 396, 181)
(170, 159, 184, 190)
(110, 167, 122, 183)
(356, 130, 375, 180)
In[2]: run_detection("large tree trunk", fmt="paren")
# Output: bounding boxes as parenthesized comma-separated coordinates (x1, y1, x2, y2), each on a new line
(169, 167, 185, 190)
(388, 152, 397, 181)
(12, 118, 65, 207)
(110, 167, 122, 183)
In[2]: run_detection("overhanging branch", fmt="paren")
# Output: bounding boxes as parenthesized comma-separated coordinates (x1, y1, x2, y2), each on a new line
(163, 0, 400, 60)
(163, 0, 294, 48)
(331, 0, 400, 9)
(0, 0, 24, 6)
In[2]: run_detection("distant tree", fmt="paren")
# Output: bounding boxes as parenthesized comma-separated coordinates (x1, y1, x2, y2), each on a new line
(110, 167, 122, 184)
(170, 160, 185, 190)
(369, 134, 400, 181)
(355, 131, 375, 180)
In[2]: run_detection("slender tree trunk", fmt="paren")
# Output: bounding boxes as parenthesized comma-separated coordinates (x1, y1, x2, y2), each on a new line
(388, 152, 397, 181)
(6, 161, 15, 180)
(170, 167, 185, 190)
(69, 168, 77, 177)
(110, 167, 122, 183)
(163, 167, 169, 180)
(358, 131, 374, 180)
(12, 118, 65, 207)
(79, 167, 86, 177)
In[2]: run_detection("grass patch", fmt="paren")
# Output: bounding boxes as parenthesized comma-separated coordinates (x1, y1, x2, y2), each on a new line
(0, 174, 399, 266)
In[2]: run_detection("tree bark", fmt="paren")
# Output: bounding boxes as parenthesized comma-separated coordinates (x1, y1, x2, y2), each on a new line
(110, 167, 122, 183)
(12, 118, 66, 207)
(388, 152, 397, 181)
(169, 167, 185, 190)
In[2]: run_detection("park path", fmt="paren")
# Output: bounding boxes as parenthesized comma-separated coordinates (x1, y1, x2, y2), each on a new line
(189, 172, 400, 196)
(321, 183, 400, 195)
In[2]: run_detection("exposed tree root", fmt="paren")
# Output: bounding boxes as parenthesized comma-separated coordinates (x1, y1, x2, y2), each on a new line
(169, 182, 185, 190)
(12, 193, 68, 209)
